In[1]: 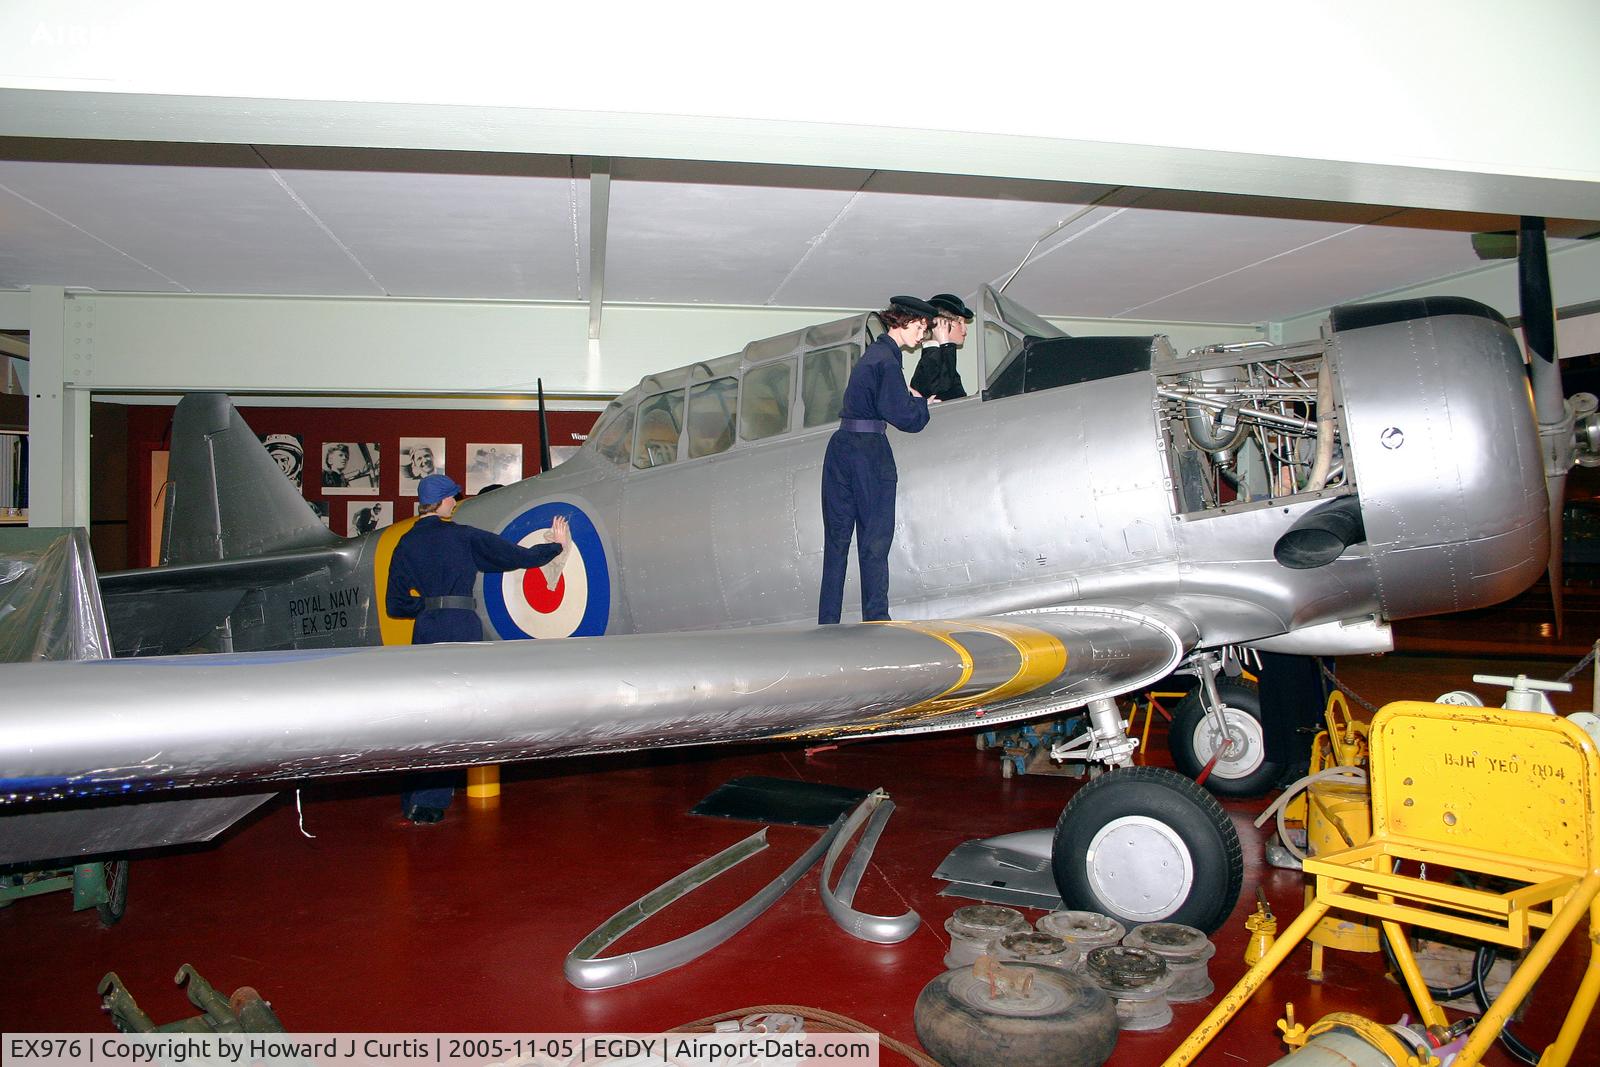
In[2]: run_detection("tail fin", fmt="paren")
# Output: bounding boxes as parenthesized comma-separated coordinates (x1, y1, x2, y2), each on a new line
(163, 394, 337, 564)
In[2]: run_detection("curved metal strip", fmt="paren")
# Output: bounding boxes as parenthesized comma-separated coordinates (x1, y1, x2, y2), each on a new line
(820, 790, 920, 944)
(564, 816, 844, 990)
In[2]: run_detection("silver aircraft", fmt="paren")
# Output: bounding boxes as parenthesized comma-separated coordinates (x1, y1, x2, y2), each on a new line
(1, 263, 1586, 932)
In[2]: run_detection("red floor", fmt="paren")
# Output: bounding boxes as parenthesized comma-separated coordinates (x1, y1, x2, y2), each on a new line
(3, 650, 1596, 1066)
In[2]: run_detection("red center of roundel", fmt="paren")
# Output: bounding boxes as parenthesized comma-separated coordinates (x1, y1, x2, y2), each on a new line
(522, 569, 566, 614)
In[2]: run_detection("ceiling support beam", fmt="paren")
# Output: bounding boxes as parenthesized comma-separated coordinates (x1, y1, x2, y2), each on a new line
(2, 87, 1595, 221)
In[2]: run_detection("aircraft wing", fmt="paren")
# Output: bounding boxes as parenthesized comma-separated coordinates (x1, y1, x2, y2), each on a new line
(0, 603, 1197, 805)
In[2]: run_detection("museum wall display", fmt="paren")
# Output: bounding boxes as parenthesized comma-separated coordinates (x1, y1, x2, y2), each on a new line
(118, 403, 598, 560)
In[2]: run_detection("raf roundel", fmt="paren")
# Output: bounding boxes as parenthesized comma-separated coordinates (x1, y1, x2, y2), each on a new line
(483, 502, 611, 640)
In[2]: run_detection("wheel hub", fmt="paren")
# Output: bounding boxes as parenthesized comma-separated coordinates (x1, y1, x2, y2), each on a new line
(947, 967, 1076, 1017)
(1196, 707, 1266, 779)
(1083, 815, 1196, 921)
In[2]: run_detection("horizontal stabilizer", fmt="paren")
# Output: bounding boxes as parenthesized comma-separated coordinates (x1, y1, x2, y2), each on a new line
(101, 545, 357, 595)
(100, 545, 359, 655)
(102, 587, 245, 658)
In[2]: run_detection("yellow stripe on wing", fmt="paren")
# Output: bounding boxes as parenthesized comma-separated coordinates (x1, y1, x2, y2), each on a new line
(771, 620, 1068, 742)
(882, 619, 1068, 719)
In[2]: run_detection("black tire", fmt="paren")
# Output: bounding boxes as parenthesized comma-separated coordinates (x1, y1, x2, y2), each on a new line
(1051, 766, 1243, 934)
(914, 963, 1118, 1067)
(1169, 680, 1283, 797)
(96, 860, 128, 927)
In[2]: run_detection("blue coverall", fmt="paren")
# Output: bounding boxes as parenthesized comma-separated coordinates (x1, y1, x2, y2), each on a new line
(385, 515, 564, 813)
(386, 515, 563, 642)
(818, 333, 930, 624)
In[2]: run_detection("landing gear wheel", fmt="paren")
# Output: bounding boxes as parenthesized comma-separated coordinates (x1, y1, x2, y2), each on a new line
(96, 860, 128, 926)
(1051, 766, 1242, 934)
(915, 963, 1118, 1067)
(1170, 680, 1282, 797)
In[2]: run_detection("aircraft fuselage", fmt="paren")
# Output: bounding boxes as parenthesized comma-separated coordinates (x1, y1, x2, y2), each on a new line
(110, 295, 1547, 665)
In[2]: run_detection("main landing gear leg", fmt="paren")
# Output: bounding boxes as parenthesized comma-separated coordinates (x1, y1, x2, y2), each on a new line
(1048, 696, 1244, 933)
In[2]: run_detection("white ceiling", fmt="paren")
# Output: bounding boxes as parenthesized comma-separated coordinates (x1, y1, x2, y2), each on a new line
(0, 141, 1592, 324)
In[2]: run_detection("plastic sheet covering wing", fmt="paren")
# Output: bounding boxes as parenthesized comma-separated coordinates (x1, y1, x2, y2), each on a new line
(0, 527, 275, 866)
(0, 527, 111, 663)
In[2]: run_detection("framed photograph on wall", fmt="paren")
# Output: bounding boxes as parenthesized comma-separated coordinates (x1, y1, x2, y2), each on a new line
(399, 437, 446, 497)
(309, 500, 330, 528)
(466, 443, 523, 495)
(321, 442, 380, 494)
(260, 433, 304, 488)
(348, 500, 392, 537)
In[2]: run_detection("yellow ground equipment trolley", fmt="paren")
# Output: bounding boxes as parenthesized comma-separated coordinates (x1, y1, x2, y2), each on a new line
(1167, 700, 1600, 1067)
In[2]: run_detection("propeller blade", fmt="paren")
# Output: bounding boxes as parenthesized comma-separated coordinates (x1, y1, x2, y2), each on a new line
(537, 378, 553, 475)
(1521, 217, 1565, 425)
(1548, 490, 1566, 637)
(1521, 217, 1569, 636)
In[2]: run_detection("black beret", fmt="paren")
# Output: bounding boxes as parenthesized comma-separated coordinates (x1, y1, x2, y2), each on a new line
(928, 293, 974, 321)
(889, 294, 939, 317)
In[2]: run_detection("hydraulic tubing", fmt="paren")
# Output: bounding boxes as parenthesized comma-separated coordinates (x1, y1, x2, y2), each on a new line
(1303, 364, 1336, 492)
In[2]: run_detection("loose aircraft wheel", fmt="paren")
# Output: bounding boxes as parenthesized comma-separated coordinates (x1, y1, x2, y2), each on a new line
(1169, 680, 1283, 798)
(914, 963, 1118, 1067)
(96, 860, 129, 926)
(1051, 766, 1242, 934)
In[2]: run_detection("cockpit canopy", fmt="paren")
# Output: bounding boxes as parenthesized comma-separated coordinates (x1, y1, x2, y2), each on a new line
(582, 286, 1069, 471)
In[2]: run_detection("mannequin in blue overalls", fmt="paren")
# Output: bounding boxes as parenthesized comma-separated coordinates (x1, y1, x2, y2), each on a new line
(911, 292, 974, 400)
(818, 296, 937, 624)
(386, 473, 570, 822)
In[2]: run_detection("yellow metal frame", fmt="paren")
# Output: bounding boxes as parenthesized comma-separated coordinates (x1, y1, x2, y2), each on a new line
(1321, 689, 1368, 769)
(1129, 690, 1185, 764)
(1164, 701, 1600, 1067)
(1287, 690, 1370, 826)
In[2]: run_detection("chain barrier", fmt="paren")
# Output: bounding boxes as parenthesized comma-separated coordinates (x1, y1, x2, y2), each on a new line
(1317, 658, 1382, 714)
(1558, 644, 1597, 683)
(1317, 642, 1599, 714)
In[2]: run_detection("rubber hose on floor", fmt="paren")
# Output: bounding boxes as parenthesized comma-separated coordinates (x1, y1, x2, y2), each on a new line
(1377, 929, 1478, 1001)
(1471, 945, 1539, 1066)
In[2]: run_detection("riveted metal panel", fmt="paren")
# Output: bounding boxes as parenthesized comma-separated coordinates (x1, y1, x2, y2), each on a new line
(1335, 311, 1546, 618)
